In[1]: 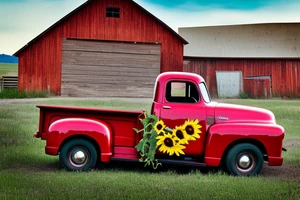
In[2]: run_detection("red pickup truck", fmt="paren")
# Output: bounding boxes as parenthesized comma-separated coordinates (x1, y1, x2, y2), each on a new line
(34, 72, 284, 175)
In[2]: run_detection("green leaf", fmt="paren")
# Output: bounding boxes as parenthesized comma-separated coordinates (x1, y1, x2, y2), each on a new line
(140, 114, 158, 128)
(135, 139, 145, 153)
(165, 127, 173, 133)
(145, 130, 158, 160)
(135, 111, 162, 169)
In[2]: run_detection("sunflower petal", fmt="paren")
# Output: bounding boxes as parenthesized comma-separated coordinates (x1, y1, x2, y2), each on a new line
(156, 140, 164, 146)
(177, 149, 185, 155)
(169, 150, 174, 156)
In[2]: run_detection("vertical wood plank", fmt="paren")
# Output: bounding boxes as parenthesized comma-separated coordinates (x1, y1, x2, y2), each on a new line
(184, 57, 300, 98)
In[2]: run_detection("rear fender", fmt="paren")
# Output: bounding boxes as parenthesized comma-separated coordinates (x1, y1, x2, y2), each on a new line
(47, 118, 112, 162)
(204, 123, 284, 167)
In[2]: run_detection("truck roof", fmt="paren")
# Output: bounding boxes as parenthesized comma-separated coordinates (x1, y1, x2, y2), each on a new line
(156, 72, 205, 83)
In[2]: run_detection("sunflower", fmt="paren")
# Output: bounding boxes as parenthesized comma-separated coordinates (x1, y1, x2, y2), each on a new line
(156, 133, 186, 156)
(182, 119, 202, 141)
(172, 126, 189, 144)
(153, 120, 166, 134)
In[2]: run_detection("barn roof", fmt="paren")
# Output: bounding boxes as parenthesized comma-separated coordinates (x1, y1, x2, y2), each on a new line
(14, 0, 188, 56)
(179, 23, 300, 58)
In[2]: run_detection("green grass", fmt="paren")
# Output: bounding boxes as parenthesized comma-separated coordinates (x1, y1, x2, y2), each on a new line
(1, 170, 299, 200)
(0, 63, 18, 76)
(0, 98, 300, 199)
(0, 88, 49, 98)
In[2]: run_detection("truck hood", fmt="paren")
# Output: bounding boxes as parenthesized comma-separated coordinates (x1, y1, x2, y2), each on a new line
(214, 103, 276, 124)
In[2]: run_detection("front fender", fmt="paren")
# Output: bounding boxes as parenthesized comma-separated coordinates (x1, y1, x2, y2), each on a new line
(47, 118, 112, 162)
(204, 123, 284, 167)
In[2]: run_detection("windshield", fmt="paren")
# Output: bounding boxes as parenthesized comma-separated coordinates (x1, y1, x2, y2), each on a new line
(199, 82, 211, 103)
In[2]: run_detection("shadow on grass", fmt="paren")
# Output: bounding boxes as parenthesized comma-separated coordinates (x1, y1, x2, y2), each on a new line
(11, 159, 300, 180)
(9, 157, 221, 175)
(96, 160, 221, 175)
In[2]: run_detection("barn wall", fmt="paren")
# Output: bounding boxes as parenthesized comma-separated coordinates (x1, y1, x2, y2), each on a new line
(18, 26, 62, 93)
(184, 57, 300, 98)
(17, 0, 184, 95)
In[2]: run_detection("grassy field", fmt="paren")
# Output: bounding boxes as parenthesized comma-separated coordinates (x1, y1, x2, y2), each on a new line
(0, 63, 18, 76)
(0, 98, 300, 199)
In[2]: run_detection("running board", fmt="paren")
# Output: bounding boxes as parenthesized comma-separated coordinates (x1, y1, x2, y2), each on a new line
(159, 159, 206, 167)
(110, 157, 206, 167)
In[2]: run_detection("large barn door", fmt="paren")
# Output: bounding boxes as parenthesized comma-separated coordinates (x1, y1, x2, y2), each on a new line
(61, 39, 161, 97)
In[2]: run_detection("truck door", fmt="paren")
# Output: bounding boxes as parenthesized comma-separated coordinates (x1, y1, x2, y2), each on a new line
(159, 80, 206, 156)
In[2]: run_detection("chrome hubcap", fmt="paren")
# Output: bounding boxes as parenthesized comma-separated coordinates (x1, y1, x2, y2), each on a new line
(236, 153, 255, 173)
(73, 151, 86, 164)
(69, 148, 88, 167)
(238, 155, 251, 169)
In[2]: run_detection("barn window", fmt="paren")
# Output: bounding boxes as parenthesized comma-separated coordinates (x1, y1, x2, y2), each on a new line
(106, 7, 120, 18)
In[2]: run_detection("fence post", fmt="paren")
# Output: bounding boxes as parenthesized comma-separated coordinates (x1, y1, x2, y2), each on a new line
(1, 76, 3, 92)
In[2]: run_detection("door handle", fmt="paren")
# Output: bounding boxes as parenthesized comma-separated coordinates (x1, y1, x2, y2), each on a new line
(163, 106, 171, 109)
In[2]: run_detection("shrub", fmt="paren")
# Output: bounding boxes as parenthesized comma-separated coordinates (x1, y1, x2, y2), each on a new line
(0, 88, 49, 99)
(239, 92, 249, 99)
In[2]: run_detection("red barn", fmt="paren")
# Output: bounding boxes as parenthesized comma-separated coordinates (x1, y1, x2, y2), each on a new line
(179, 23, 300, 98)
(14, 0, 187, 97)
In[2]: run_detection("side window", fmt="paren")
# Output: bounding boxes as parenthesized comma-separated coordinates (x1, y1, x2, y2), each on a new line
(166, 81, 199, 103)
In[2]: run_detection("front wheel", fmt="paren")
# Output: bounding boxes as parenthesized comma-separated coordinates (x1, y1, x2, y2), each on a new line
(59, 139, 97, 171)
(224, 143, 263, 176)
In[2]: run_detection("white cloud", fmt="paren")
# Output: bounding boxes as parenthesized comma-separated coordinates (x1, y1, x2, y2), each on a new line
(134, 0, 300, 30)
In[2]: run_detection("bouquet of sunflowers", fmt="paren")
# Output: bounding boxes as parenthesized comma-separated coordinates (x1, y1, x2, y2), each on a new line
(134, 112, 202, 169)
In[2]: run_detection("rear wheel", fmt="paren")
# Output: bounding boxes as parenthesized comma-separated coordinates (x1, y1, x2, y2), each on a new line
(224, 143, 263, 176)
(59, 139, 97, 171)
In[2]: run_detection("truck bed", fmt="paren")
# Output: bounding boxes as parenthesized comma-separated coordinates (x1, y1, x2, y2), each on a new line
(36, 105, 144, 159)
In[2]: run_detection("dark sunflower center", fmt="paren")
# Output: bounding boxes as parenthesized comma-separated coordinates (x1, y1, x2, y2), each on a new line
(186, 125, 194, 135)
(164, 138, 174, 147)
(156, 124, 163, 130)
(176, 130, 184, 139)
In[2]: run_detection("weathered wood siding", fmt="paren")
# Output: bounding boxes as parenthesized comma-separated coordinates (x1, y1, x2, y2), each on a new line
(244, 77, 271, 98)
(62, 39, 160, 97)
(184, 57, 300, 98)
(16, 0, 185, 95)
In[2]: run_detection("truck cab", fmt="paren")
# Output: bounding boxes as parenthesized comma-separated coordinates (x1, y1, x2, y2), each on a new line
(151, 72, 284, 175)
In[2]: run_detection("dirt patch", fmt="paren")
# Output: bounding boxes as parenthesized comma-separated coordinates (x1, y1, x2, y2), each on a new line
(260, 164, 300, 180)
(0, 98, 48, 105)
(5, 164, 60, 173)
(284, 139, 300, 149)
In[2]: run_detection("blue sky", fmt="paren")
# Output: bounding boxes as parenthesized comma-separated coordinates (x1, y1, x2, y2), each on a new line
(1, 0, 300, 55)
(143, 0, 282, 10)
